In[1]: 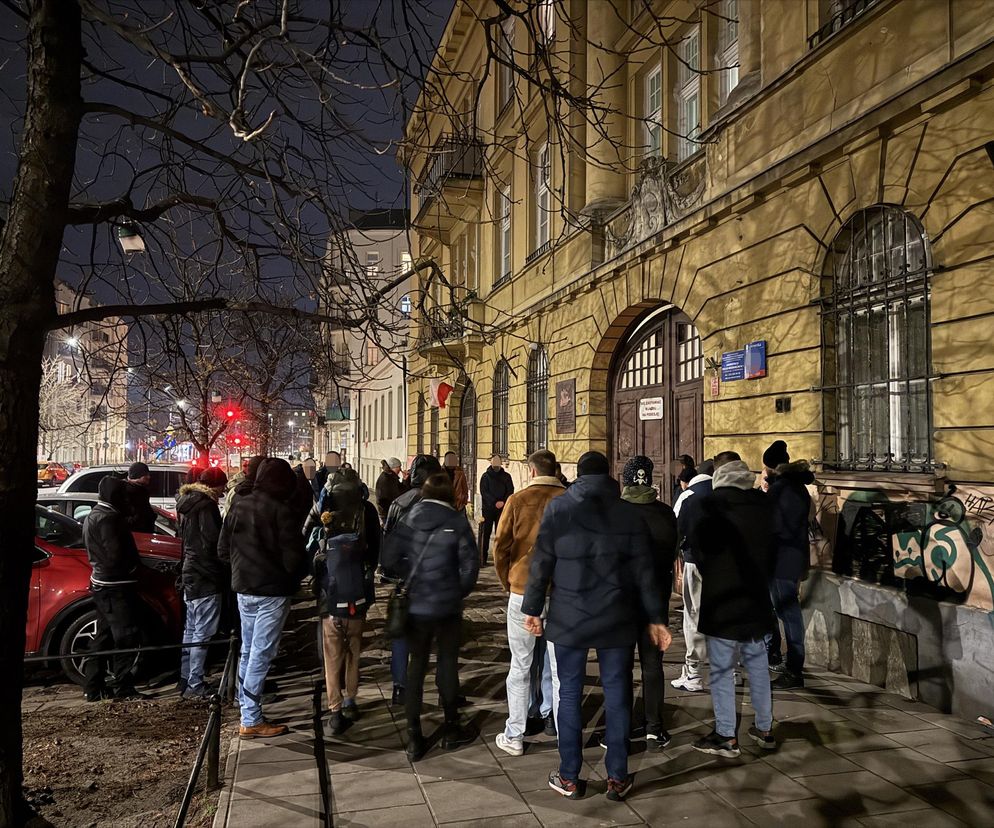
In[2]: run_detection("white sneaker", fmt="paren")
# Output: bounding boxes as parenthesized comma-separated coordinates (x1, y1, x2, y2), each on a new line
(670, 673, 704, 693)
(495, 732, 524, 757)
(733, 670, 745, 687)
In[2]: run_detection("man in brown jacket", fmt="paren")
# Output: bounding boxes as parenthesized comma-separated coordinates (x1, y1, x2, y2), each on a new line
(493, 449, 565, 756)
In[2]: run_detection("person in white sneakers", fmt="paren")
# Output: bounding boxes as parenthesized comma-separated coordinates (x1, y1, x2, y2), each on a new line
(493, 450, 566, 757)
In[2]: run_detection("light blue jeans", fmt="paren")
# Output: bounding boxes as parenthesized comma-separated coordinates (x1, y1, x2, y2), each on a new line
(707, 635, 773, 739)
(237, 594, 291, 727)
(181, 594, 221, 691)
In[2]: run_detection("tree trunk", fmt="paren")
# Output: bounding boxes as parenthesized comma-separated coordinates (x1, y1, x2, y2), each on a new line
(0, 1, 82, 824)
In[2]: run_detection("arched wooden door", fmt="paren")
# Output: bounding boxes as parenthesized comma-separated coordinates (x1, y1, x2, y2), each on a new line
(459, 382, 477, 504)
(611, 308, 703, 503)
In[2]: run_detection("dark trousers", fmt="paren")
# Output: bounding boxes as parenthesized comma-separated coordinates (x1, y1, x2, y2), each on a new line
(554, 643, 633, 783)
(480, 511, 501, 562)
(405, 613, 461, 734)
(391, 637, 408, 688)
(636, 629, 665, 729)
(768, 577, 805, 675)
(83, 585, 144, 695)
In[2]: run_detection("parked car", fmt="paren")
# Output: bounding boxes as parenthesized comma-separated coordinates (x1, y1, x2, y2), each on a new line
(37, 462, 69, 488)
(57, 464, 189, 511)
(26, 505, 183, 685)
(37, 492, 178, 536)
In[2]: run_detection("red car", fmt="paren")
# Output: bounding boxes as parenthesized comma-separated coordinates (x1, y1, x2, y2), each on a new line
(26, 506, 183, 684)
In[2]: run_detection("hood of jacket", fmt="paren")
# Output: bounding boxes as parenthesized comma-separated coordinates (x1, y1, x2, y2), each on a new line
(621, 484, 658, 504)
(712, 461, 757, 491)
(772, 459, 815, 485)
(177, 483, 218, 515)
(405, 499, 458, 531)
(562, 474, 622, 528)
(528, 475, 564, 489)
(687, 473, 712, 488)
(98, 474, 130, 511)
(409, 454, 442, 488)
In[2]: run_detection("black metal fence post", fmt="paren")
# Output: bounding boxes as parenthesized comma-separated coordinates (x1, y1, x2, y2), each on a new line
(206, 696, 222, 790)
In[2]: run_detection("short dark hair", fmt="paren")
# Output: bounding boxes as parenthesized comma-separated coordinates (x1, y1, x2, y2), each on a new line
(444, 450, 457, 459)
(713, 450, 741, 469)
(528, 449, 557, 477)
(490, 453, 502, 460)
(421, 472, 456, 506)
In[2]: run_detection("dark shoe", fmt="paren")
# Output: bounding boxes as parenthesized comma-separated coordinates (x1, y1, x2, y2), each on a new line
(406, 731, 428, 762)
(771, 671, 804, 690)
(327, 710, 347, 735)
(691, 730, 741, 758)
(748, 725, 777, 750)
(543, 715, 557, 737)
(109, 686, 147, 700)
(597, 725, 644, 749)
(441, 723, 476, 750)
(341, 700, 360, 721)
(606, 775, 634, 802)
(456, 693, 470, 708)
(548, 770, 585, 799)
(646, 727, 672, 750)
(181, 684, 216, 701)
(391, 685, 405, 707)
(240, 722, 289, 739)
(84, 689, 105, 702)
(768, 660, 787, 675)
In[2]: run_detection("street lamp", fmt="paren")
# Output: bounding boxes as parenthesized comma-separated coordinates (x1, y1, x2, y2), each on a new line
(66, 336, 79, 349)
(117, 224, 146, 254)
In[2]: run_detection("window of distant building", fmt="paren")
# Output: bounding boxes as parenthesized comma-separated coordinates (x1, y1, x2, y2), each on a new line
(644, 64, 663, 156)
(493, 359, 509, 457)
(365, 251, 381, 278)
(822, 205, 933, 471)
(533, 141, 551, 252)
(498, 16, 515, 112)
(400, 294, 412, 317)
(387, 389, 393, 440)
(430, 405, 439, 456)
(526, 346, 549, 453)
(537, 0, 555, 46)
(674, 28, 701, 162)
(716, 0, 739, 106)
(496, 186, 512, 285)
(416, 394, 425, 454)
(397, 385, 404, 438)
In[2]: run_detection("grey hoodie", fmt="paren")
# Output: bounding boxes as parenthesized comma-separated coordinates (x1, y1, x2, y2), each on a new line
(712, 460, 758, 492)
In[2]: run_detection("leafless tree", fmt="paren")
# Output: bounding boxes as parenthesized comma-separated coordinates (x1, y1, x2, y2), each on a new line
(36, 358, 92, 461)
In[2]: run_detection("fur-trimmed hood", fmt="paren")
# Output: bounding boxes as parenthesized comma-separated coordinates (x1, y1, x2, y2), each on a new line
(772, 460, 815, 485)
(177, 482, 219, 515)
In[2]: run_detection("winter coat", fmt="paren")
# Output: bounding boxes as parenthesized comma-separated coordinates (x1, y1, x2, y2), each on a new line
(493, 477, 566, 594)
(380, 499, 480, 619)
(84, 477, 141, 589)
(312, 501, 381, 618)
(124, 480, 157, 534)
(218, 486, 308, 597)
(480, 466, 514, 520)
(676, 474, 713, 565)
(446, 466, 470, 512)
(374, 470, 407, 520)
(289, 466, 316, 530)
(176, 483, 228, 600)
(621, 485, 677, 598)
(521, 474, 667, 649)
(768, 460, 815, 582)
(689, 462, 776, 642)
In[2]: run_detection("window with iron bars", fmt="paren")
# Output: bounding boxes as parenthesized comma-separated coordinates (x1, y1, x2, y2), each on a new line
(430, 405, 440, 457)
(716, 0, 739, 106)
(527, 346, 549, 453)
(493, 359, 510, 457)
(416, 394, 425, 454)
(677, 323, 703, 383)
(674, 28, 701, 162)
(822, 205, 933, 472)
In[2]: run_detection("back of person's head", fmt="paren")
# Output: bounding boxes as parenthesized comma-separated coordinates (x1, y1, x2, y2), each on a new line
(528, 449, 557, 477)
(421, 472, 456, 506)
(698, 459, 715, 477)
(622, 455, 654, 487)
(254, 457, 296, 500)
(409, 454, 442, 488)
(199, 467, 228, 492)
(712, 451, 741, 470)
(677, 466, 697, 485)
(98, 474, 130, 511)
(245, 455, 266, 482)
(577, 450, 610, 477)
(712, 460, 756, 491)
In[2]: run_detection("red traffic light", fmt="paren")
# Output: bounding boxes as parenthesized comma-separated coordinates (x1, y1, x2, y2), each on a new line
(233, 437, 242, 446)
(225, 409, 235, 419)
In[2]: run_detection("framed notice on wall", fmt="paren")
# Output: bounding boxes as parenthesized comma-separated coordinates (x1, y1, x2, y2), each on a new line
(556, 379, 576, 434)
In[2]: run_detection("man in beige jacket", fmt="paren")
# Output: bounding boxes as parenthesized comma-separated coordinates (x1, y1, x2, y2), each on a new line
(493, 449, 565, 756)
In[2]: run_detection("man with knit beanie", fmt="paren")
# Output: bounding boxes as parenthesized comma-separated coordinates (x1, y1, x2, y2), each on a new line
(522, 451, 672, 803)
(689, 460, 777, 758)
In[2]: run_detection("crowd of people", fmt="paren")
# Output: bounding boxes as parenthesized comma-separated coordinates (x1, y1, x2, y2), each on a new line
(79, 439, 814, 801)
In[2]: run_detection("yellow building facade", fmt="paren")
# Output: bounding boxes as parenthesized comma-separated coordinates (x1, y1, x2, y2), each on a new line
(404, 0, 994, 715)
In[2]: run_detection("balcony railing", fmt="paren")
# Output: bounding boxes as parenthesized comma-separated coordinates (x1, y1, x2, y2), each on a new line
(417, 307, 465, 350)
(415, 133, 484, 201)
(808, 0, 882, 49)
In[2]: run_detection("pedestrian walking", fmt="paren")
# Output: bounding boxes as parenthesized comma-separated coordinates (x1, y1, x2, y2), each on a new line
(381, 472, 480, 761)
(689, 459, 778, 758)
(375, 457, 408, 521)
(176, 467, 229, 700)
(312, 451, 344, 498)
(312, 470, 380, 735)
(443, 451, 470, 512)
(124, 461, 157, 534)
(81, 475, 149, 701)
(493, 449, 565, 757)
(522, 451, 672, 802)
(219, 458, 308, 739)
(762, 440, 814, 690)
(618, 456, 677, 749)
(479, 454, 513, 564)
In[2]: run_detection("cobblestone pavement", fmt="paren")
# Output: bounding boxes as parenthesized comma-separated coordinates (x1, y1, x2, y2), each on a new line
(216, 568, 994, 827)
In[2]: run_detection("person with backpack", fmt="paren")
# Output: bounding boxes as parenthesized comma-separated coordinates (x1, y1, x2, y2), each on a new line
(311, 469, 381, 735)
(381, 472, 480, 761)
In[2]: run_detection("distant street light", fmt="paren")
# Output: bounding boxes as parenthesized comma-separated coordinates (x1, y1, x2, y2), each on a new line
(65, 336, 79, 348)
(117, 224, 146, 254)
(176, 399, 188, 410)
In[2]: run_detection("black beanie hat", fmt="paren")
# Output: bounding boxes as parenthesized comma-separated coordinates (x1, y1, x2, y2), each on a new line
(763, 440, 790, 469)
(622, 455, 654, 487)
(577, 450, 610, 476)
(678, 466, 697, 484)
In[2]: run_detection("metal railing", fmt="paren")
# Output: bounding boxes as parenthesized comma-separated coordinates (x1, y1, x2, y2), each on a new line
(808, 0, 882, 49)
(414, 133, 484, 200)
(416, 307, 465, 349)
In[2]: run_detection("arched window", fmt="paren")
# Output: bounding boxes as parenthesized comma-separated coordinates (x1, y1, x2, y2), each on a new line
(823, 205, 932, 471)
(493, 360, 509, 457)
(430, 406, 440, 457)
(416, 394, 425, 454)
(527, 346, 549, 453)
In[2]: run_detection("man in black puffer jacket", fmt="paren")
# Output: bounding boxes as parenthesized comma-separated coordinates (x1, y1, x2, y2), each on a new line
(381, 472, 479, 760)
(522, 451, 672, 803)
(762, 441, 815, 690)
(176, 467, 228, 699)
(219, 458, 308, 739)
(82, 475, 147, 701)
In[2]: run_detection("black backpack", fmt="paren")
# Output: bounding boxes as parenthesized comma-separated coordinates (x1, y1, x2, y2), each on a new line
(317, 471, 370, 615)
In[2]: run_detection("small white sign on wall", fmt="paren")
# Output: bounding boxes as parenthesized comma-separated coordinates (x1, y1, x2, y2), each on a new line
(638, 397, 664, 421)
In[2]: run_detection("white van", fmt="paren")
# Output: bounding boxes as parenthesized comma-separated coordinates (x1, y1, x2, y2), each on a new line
(57, 464, 189, 511)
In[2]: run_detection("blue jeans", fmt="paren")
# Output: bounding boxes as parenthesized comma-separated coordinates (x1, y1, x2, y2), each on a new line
(553, 643, 633, 782)
(181, 594, 221, 691)
(707, 636, 773, 739)
(767, 578, 805, 675)
(237, 594, 291, 727)
(391, 637, 408, 688)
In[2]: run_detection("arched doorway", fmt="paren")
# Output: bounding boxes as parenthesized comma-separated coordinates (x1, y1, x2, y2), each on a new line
(611, 306, 704, 502)
(459, 381, 477, 505)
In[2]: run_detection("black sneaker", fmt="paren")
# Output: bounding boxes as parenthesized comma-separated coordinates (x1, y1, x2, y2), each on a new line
(548, 770, 585, 799)
(341, 701, 360, 721)
(391, 685, 405, 707)
(768, 660, 788, 675)
(597, 727, 642, 749)
(406, 731, 428, 762)
(691, 730, 741, 758)
(748, 726, 777, 750)
(646, 727, 672, 750)
(84, 689, 106, 702)
(543, 715, 557, 737)
(456, 693, 471, 708)
(440, 723, 476, 750)
(771, 671, 804, 690)
(327, 710, 347, 736)
(108, 686, 147, 701)
(606, 775, 634, 801)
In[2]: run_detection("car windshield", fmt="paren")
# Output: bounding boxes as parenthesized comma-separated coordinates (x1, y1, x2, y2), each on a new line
(34, 506, 84, 548)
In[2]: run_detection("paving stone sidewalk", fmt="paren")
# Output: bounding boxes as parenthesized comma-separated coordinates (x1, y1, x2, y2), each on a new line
(217, 569, 994, 827)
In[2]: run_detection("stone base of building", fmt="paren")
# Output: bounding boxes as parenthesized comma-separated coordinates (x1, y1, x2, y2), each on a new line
(803, 570, 994, 723)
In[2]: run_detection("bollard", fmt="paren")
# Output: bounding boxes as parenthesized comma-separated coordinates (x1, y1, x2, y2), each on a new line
(206, 696, 222, 791)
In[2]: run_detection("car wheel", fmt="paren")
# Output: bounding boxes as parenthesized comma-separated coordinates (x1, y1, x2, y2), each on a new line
(57, 605, 162, 686)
